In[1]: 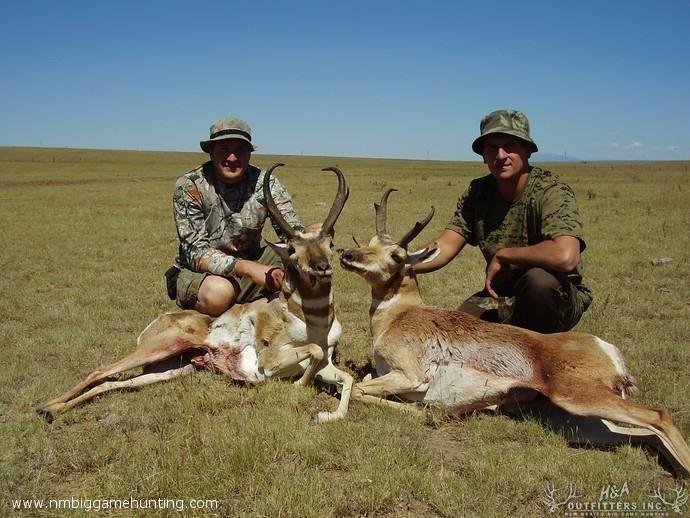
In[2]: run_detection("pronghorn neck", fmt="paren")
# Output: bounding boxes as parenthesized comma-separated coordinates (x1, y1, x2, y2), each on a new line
(369, 270, 422, 330)
(280, 269, 334, 335)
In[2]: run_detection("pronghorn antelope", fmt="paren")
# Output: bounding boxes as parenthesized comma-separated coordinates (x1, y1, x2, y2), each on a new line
(38, 164, 353, 424)
(340, 188, 690, 475)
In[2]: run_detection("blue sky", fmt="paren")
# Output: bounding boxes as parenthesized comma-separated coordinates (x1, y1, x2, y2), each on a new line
(1, 1, 689, 161)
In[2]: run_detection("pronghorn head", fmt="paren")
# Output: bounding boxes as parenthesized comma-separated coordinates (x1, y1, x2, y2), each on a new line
(263, 163, 349, 288)
(340, 188, 437, 284)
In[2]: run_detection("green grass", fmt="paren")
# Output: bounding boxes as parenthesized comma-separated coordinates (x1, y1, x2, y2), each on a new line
(1, 147, 688, 516)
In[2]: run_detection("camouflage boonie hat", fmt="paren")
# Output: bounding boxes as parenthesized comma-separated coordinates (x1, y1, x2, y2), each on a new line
(200, 117, 256, 153)
(471, 109, 538, 155)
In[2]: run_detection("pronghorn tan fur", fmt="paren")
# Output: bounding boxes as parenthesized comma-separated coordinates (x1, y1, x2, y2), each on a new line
(340, 188, 690, 475)
(38, 164, 353, 424)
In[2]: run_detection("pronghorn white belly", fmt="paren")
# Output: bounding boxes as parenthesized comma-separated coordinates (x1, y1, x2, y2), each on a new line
(425, 338, 535, 380)
(415, 338, 534, 408)
(423, 364, 519, 409)
(205, 310, 266, 383)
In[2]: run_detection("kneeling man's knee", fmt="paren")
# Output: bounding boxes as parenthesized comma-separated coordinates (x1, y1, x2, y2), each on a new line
(197, 276, 236, 316)
(517, 268, 560, 300)
(512, 268, 565, 333)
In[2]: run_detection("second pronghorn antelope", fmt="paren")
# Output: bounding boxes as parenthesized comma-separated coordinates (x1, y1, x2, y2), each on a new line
(38, 164, 353, 424)
(340, 189, 690, 475)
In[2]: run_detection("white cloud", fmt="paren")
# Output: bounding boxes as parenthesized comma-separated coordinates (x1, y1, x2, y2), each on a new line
(651, 145, 680, 151)
(628, 142, 643, 149)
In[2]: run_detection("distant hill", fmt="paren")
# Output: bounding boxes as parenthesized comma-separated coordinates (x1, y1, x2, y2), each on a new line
(531, 152, 583, 162)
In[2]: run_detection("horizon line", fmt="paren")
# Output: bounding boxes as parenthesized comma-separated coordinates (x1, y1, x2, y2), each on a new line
(1, 145, 688, 163)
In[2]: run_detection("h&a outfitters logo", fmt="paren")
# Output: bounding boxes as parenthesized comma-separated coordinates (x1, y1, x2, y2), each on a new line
(543, 480, 687, 516)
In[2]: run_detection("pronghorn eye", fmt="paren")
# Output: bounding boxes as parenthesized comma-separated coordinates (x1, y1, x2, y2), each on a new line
(390, 253, 404, 264)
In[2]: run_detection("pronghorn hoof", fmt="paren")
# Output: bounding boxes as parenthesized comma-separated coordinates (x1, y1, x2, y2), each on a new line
(309, 414, 321, 425)
(36, 407, 55, 423)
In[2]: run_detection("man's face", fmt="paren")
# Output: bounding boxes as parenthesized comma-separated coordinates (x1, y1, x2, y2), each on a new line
(210, 139, 251, 183)
(481, 134, 531, 181)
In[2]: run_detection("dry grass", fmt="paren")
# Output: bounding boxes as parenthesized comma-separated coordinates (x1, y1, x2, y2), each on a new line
(1, 147, 688, 516)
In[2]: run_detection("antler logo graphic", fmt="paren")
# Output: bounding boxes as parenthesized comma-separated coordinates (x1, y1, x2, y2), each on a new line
(543, 482, 580, 513)
(650, 482, 687, 514)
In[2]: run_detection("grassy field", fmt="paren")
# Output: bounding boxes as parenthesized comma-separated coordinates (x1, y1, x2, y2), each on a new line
(1, 147, 688, 517)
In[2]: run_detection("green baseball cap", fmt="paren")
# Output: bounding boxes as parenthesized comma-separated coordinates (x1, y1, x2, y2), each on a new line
(200, 117, 256, 153)
(471, 109, 538, 155)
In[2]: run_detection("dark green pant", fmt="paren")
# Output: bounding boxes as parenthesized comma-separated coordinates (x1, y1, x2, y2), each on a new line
(459, 267, 591, 333)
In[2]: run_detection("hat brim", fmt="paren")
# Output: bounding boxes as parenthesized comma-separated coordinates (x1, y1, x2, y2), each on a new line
(200, 135, 256, 153)
(472, 130, 538, 155)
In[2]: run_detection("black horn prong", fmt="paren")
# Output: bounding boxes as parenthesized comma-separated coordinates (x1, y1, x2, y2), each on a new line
(398, 206, 435, 248)
(263, 162, 297, 241)
(374, 188, 397, 237)
(319, 166, 349, 236)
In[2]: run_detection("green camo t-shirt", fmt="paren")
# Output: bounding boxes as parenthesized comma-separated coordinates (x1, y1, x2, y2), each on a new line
(447, 166, 591, 302)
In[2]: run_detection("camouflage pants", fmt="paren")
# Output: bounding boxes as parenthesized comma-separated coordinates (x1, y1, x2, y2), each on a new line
(458, 267, 590, 333)
(175, 246, 282, 309)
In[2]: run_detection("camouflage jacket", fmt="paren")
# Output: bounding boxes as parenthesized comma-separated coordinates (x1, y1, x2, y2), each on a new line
(447, 166, 591, 301)
(173, 162, 303, 276)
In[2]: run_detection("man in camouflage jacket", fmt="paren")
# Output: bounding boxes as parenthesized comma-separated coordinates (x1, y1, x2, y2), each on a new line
(169, 117, 303, 316)
(415, 109, 592, 333)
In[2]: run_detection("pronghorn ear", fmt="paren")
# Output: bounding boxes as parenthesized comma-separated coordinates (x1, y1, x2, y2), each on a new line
(406, 242, 440, 266)
(265, 240, 291, 260)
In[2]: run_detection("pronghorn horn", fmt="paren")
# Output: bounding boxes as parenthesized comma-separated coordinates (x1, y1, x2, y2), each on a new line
(374, 188, 397, 237)
(319, 166, 349, 237)
(263, 163, 297, 241)
(398, 206, 435, 248)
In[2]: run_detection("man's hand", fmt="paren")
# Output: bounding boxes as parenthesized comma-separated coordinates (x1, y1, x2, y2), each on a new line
(485, 253, 507, 299)
(264, 267, 284, 292)
(234, 260, 284, 292)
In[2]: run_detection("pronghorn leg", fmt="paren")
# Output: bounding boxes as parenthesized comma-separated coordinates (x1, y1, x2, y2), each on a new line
(351, 370, 425, 412)
(38, 312, 212, 419)
(261, 343, 324, 380)
(514, 397, 685, 473)
(37, 365, 195, 422)
(549, 390, 690, 475)
(354, 394, 424, 416)
(293, 344, 326, 387)
(310, 362, 354, 424)
(40, 338, 198, 409)
(599, 419, 689, 475)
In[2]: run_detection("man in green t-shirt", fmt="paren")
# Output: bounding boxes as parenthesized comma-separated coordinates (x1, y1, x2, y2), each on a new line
(415, 109, 592, 333)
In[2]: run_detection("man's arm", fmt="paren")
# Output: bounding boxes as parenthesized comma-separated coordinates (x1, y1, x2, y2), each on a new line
(413, 229, 467, 274)
(234, 259, 284, 289)
(485, 235, 580, 298)
(173, 177, 242, 277)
